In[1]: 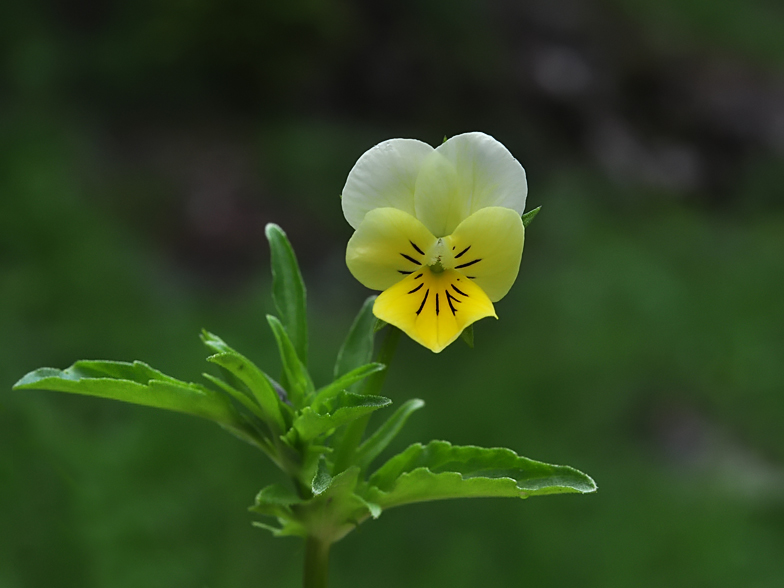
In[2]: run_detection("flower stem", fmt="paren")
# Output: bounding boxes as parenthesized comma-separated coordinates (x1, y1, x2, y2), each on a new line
(332, 326, 401, 473)
(303, 536, 331, 588)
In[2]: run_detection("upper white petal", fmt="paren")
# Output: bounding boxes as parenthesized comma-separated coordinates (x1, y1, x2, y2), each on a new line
(434, 132, 527, 217)
(342, 138, 435, 229)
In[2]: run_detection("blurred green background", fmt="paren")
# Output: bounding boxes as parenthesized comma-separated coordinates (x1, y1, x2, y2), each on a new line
(2, 0, 784, 586)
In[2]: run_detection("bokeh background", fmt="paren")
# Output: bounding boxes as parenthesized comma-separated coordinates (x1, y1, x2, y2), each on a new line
(2, 0, 784, 586)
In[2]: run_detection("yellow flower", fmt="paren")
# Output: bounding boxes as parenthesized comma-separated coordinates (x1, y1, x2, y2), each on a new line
(343, 132, 527, 353)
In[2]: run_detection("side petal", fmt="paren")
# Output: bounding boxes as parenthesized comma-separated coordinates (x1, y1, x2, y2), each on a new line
(346, 208, 437, 291)
(447, 207, 524, 302)
(374, 269, 496, 353)
(413, 150, 465, 237)
(435, 132, 527, 216)
(342, 138, 434, 229)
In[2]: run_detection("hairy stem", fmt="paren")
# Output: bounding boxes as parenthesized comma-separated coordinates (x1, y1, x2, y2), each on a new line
(303, 536, 331, 588)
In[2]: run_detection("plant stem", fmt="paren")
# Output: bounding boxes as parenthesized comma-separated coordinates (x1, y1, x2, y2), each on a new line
(303, 536, 331, 588)
(332, 327, 401, 472)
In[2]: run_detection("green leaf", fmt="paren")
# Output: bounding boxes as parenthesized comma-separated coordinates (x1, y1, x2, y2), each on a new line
(250, 484, 307, 537)
(365, 440, 596, 509)
(312, 363, 385, 408)
(265, 223, 308, 366)
(355, 398, 425, 471)
(267, 314, 314, 407)
(13, 360, 244, 429)
(522, 206, 541, 228)
(204, 334, 286, 433)
(290, 393, 391, 443)
(334, 296, 377, 381)
(460, 324, 474, 348)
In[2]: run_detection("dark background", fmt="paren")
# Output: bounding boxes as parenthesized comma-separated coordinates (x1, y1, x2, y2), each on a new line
(2, 0, 784, 586)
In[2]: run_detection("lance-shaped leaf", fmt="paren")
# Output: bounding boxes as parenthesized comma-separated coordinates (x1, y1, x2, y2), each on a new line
(13, 360, 245, 430)
(202, 334, 286, 433)
(289, 392, 391, 443)
(266, 223, 308, 365)
(355, 398, 425, 471)
(364, 440, 596, 509)
(267, 315, 314, 407)
(312, 363, 385, 408)
(334, 296, 376, 381)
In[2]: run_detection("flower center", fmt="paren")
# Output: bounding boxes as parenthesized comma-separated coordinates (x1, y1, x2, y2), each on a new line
(425, 238, 452, 274)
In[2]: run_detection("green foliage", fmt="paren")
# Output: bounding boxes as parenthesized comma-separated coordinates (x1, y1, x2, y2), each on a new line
(355, 399, 426, 471)
(289, 393, 391, 443)
(202, 331, 287, 434)
(313, 363, 385, 408)
(13, 360, 243, 429)
(267, 314, 314, 407)
(11, 222, 595, 554)
(333, 296, 377, 381)
(266, 223, 309, 366)
(365, 441, 596, 509)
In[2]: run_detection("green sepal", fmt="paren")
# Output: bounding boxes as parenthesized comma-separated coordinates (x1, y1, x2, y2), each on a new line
(202, 332, 286, 433)
(288, 392, 392, 443)
(267, 314, 314, 407)
(355, 398, 425, 471)
(460, 324, 474, 348)
(373, 319, 387, 333)
(312, 363, 385, 408)
(522, 206, 541, 228)
(311, 456, 332, 495)
(364, 440, 596, 509)
(265, 223, 308, 366)
(334, 296, 376, 381)
(13, 360, 245, 430)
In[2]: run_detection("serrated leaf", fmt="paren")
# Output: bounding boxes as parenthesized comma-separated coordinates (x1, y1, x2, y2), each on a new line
(265, 223, 308, 365)
(207, 349, 286, 434)
(13, 360, 243, 429)
(522, 206, 541, 228)
(365, 440, 596, 509)
(355, 398, 425, 471)
(291, 393, 391, 443)
(312, 363, 385, 408)
(334, 296, 376, 381)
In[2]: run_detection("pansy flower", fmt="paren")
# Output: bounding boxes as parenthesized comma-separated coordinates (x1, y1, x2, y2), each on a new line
(343, 132, 527, 353)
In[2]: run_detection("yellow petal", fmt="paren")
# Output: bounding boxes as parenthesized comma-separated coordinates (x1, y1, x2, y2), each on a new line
(447, 207, 524, 302)
(346, 208, 437, 291)
(373, 268, 496, 353)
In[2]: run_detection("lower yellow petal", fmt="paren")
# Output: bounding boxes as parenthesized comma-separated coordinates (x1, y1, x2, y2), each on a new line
(373, 268, 496, 353)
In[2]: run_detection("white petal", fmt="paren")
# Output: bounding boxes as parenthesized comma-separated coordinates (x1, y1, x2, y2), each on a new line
(342, 138, 435, 229)
(435, 132, 527, 217)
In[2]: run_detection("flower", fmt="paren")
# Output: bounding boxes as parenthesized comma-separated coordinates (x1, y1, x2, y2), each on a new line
(342, 132, 527, 353)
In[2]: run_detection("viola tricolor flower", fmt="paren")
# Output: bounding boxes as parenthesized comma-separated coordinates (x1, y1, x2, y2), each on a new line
(342, 132, 527, 353)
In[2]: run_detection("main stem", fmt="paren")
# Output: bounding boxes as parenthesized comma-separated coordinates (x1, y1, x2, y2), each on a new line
(303, 536, 331, 588)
